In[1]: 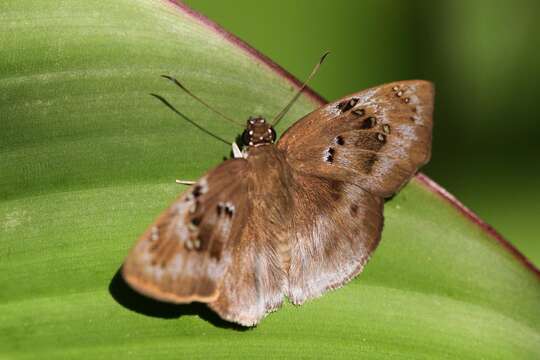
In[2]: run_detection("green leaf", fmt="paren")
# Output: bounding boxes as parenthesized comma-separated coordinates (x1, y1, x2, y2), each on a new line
(1, 1, 538, 358)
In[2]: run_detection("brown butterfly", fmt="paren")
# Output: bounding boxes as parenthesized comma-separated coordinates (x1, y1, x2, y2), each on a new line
(122, 56, 434, 326)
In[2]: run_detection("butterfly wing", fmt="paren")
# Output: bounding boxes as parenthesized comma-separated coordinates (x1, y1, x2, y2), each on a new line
(287, 175, 383, 304)
(207, 220, 288, 326)
(278, 80, 433, 198)
(277, 80, 434, 304)
(122, 159, 249, 304)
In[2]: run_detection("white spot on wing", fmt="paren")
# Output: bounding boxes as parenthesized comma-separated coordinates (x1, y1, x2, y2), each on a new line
(151, 226, 159, 241)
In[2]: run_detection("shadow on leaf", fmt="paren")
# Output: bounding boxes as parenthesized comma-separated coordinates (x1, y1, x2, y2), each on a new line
(108, 267, 247, 331)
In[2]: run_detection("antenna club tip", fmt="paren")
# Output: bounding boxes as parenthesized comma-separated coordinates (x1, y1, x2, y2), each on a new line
(320, 51, 331, 63)
(162, 75, 187, 90)
(161, 74, 179, 82)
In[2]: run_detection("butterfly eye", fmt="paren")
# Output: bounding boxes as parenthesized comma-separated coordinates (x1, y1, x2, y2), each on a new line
(270, 127, 277, 142)
(241, 130, 251, 146)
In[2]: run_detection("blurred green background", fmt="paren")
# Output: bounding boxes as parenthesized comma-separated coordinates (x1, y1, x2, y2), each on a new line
(184, 0, 540, 266)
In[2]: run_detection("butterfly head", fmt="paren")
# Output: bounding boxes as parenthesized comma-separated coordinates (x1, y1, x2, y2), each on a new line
(242, 116, 277, 147)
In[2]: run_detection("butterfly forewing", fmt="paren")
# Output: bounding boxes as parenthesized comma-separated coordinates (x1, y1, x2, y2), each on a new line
(278, 80, 434, 198)
(122, 159, 249, 304)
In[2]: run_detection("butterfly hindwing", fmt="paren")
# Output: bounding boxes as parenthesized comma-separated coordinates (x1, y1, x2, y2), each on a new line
(287, 174, 383, 304)
(208, 228, 287, 326)
(278, 80, 434, 198)
(122, 159, 249, 304)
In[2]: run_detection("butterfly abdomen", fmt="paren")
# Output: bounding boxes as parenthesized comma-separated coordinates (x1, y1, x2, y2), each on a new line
(244, 145, 295, 272)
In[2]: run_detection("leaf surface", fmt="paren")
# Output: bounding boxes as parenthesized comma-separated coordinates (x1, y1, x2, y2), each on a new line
(1, 1, 538, 358)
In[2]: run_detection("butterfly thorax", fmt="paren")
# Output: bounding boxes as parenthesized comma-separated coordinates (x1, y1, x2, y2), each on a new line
(241, 116, 277, 147)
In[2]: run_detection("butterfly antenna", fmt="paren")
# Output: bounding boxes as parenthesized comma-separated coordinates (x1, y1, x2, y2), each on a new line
(150, 93, 232, 146)
(272, 51, 330, 127)
(161, 75, 243, 128)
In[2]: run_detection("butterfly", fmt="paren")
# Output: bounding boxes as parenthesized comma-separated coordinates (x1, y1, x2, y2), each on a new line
(122, 58, 434, 326)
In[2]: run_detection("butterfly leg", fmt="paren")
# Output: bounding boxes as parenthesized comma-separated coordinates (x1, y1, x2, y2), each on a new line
(175, 180, 196, 185)
(175, 143, 241, 186)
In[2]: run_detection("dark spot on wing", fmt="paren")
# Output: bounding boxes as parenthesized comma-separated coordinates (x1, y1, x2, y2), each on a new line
(209, 239, 223, 260)
(337, 98, 359, 112)
(358, 117, 376, 129)
(328, 179, 342, 201)
(217, 202, 234, 218)
(354, 132, 386, 151)
(325, 147, 335, 163)
(193, 185, 203, 197)
(361, 153, 378, 174)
